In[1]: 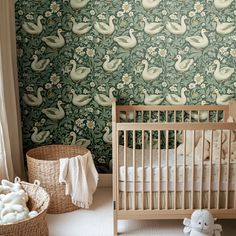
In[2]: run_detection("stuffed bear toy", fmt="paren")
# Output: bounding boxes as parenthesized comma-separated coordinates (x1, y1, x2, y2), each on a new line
(183, 210, 222, 236)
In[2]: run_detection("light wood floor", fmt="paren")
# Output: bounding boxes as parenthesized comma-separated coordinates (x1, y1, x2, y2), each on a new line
(46, 188, 236, 236)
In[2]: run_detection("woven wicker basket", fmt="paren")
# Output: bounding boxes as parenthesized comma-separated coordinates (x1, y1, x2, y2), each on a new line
(0, 178, 50, 236)
(26, 145, 89, 214)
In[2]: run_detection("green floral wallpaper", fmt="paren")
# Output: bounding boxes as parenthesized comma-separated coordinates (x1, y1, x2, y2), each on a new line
(15, 0, 236, 172)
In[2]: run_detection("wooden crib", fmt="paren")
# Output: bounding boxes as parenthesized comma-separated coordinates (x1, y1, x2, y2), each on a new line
(112, 99, 236, 235)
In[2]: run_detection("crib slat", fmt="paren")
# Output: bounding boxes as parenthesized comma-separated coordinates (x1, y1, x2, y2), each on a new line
(133, 130, 136, 210)
(200, 130, 205, 209)
(133, 110, 137, 210)
(166, 130, 169, 210)
(117, 133, 120, 211)
(174, 130, 177, 210)
(150, 130, 153, 210)
(142, 130, 145, 210)
(158, 130, 161, 210)
(183, 130, 186, 209)
(124, 131, 127, 210)
(217, 130, 222, 209)
(208, 130, 213, 209)
(191, 130, 195, 209)
(216, 110, 219, 122)
(226, 130, 231, 209)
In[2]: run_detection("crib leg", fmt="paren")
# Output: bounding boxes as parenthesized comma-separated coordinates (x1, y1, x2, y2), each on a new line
(113, 212, 118, 236)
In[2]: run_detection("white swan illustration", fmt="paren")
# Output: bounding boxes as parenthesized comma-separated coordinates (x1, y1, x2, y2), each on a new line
(22, 15, 44, 35)
(166, 15, 187, 35)
(70, 0, 89, 10)
(214, 17, 235, 35)
(69, 131, 91, 147)
(103, 127, 112, 144)
(186, 29, 209, 50)
(213, 89, 234, 105)
(142, 60, 162, 81)
(143, 17, 164, 35)
(42, 100, 65, 121)
(175, 55, 194, 72)
(114, 29, 137, 49)
(94, 87, 115, 107)
(103, 55, 122, 73)
(71, 17, 92, 35)
(70, 59, 91, 82)
(42, 29, 65, 49)
(142, 0, 161, 10)
(213, 60, 234, 82)
(214, 0, 233, 10)
(142, 89, 163, 105)
(31, 127, 50, 144)
(23, 87, 44, 107)
(94, 15, 115, 35)
(70, 89, 92, 107)
(166, 87, 188, 105)
(31, 55, 50, 72)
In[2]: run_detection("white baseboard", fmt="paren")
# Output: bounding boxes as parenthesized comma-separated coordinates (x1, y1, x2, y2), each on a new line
(98, 174, 112, 187)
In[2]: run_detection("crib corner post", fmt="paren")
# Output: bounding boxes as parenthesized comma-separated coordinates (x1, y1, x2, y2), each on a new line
(228, 100, 236, 120)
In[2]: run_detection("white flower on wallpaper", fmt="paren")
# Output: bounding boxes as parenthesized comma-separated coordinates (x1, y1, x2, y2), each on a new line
(15, 0, 236, 172)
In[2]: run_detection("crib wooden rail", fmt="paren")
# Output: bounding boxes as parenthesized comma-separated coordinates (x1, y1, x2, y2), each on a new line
(112, 100, 236, 236)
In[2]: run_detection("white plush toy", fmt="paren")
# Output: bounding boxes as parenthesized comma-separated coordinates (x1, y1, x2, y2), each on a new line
(183, 210, 222, 236)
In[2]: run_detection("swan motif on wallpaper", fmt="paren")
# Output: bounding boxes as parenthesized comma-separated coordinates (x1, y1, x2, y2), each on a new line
(103, 55, 122, 73)
(71, 17, 92, 35)
(94, 87, 115, 107)
(213, 89, 234, 105)
(31, 127, 50, 144)
(31, 55, 50, 72)
(70, 0, 89, 10)
(141, 60, 162, 81)
(22, 15, 44, 35)
(175, 55, 194, 72)
(166, 15, 187, 35)
(166, 87, 188, 105)
(186, 29, 209, 50)
(42, 29, 65, 49)
(213, 60, 234, 82)
(103, 127, 112, 144)
(214, 17, 235, 35)
(142, 17, 164, 35)
(142, 89, 164, 105)
(142, 0, 161, 10)
(114, 29, 137, 49)
(69, 59, 91, 82)
(69, 131, 91, 147)
(42, 100, 65, 121)
(94, 15, 116, 35)
(23, 87, 44, 107)
(70, 89, 92, 107)
(213, 0, 233, 10)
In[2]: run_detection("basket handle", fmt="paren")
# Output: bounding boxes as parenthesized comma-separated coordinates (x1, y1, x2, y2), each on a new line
(14, 176, 21, 183)
(34, 180, 41, 186)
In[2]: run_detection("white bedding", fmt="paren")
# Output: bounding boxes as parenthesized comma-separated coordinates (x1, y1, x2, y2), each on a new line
(118, 146, 236, 192)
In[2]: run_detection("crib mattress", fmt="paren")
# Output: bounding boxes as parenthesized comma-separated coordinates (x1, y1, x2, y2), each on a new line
(118, 146, 236, 192)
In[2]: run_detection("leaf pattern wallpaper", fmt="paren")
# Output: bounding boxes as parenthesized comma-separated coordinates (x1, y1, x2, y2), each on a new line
(15, 0, 236, 172)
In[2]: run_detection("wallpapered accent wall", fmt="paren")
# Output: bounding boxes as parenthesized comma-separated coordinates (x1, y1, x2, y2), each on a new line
(15, 0, 236, 172)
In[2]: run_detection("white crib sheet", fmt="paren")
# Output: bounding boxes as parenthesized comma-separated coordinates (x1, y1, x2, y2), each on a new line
(118, 145, 236, 192)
